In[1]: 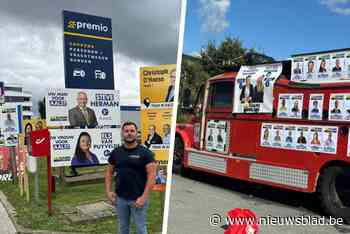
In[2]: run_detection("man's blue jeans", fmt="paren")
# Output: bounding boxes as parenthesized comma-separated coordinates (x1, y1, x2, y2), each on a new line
(116, 196, 148, 234)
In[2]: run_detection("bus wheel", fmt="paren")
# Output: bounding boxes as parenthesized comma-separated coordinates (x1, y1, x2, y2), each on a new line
(318, 166, 350, 224)
(173, 136, 189, 176)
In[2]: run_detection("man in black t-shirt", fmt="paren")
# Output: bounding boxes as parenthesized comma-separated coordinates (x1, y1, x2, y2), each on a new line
(105, 121, 156, 234)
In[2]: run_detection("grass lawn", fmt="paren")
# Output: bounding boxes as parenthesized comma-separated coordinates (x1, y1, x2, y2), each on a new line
(0, 158, 164, 233)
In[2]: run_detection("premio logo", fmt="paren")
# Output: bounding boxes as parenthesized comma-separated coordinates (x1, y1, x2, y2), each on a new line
(67, 20, 108, 32)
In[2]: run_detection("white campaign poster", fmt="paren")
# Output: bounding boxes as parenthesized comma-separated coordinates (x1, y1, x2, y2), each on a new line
(304, 55, 317, 81)
(261, 123, 338, 154)
(277, 94, 290, 118)
(309, 126, 323, 152)
(344, 94, 350, 121)
(1, 104, 20, 146)
(272, 124, 283, 148)
(194, 122, 200, 144)
(283, 125, 296, 149)
(260, 123, 272, 147)
(291, 49, 350, 83)
(205, 120, 228, 153)
(317, 54, 331, 79)
(329, 94, 344, 121)
(291, 57, 304, 81)
(308, 94, 324, 120)
(277, 93, 303, 119)
(233, 63, 282, 113)
(296, 126, 309, 151)
(50, 128, 121, 167)
(331, 52, 346, 79)
(323, 127, 338, 154)
(46, 88, 120, 127)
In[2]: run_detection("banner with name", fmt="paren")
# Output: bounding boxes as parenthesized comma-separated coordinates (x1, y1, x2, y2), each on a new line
(50, 128, 120, 167)
(63, 10, 114, 89)
(308, 94, 324, 120)
(277, 93, 303, 119)
(140, 108, 172, 164)
(46, 88, 120, 127)
(140, 64, 176, 109)
(260, 123, 338, 154)
(328, 93, 350, 121)
(205, 120, 229, 153)
(233, 63, 282, 113)
(291, 49, 350, 83)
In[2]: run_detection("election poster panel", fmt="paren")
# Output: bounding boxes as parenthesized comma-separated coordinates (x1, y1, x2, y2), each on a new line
(140, 108, 172, 163)
(140, 64, 176, 109)
(233, 63, 283, 113)
(50, 128, 121, 167)
(260, 123, 272, 147)
(46, 88, 120, 127)
(291, 57, 304, 81)
(205, 120, 229, 153)
(1, 104, 21, 146)
(283, 125, 296, 149)
(0, 146, 12, 182)
(260, 123, 338, 154)
(291, 49, 350, 83)
(308, 94, 324, 120)
(329, 94, 345, 121)
(22, 118, 47, 146)
(277, 93, 303, 119)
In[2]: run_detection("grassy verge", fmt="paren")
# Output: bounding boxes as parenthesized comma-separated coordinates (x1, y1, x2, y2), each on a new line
(0, 158, 164, 233)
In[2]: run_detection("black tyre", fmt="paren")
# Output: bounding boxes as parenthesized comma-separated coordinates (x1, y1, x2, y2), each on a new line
(317, 166, 350, 223)
(172, 135, 190, 176)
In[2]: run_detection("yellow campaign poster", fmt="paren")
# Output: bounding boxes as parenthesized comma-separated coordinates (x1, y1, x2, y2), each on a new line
(140, 64, 176, 109)
(22, 118, 47, 146)
(140, 108, 172, 165)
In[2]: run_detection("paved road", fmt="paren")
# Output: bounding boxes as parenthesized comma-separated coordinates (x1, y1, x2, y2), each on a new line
(0, 199, 16, 234)
(167, 172, 350, 234)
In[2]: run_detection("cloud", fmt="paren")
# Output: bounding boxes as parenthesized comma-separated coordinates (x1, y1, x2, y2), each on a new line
(320, 0, 350, 15)
(0, 0, 181, 114)
(199, 0, 230, 33)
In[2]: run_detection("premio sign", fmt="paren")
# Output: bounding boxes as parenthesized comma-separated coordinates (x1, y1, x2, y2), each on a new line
(63, 10, 115, 90)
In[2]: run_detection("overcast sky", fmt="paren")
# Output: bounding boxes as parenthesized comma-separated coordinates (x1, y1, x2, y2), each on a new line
(0, 0, 182, 114)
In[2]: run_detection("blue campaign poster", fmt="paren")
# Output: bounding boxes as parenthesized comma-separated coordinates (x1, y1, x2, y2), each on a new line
(63, 10, 115, 90)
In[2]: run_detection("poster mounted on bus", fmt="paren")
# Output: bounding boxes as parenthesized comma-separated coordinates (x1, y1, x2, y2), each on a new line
(260, 123, 338, 154)
(50, 128, 120, 167)
(46, 88, 120, 127)
(327, 93, 350, 121)
(277, 93, 303, 119)
(233, 63, 282, 113)
(308, 94, 324, 120)
(260, 123, 272, 147)
(291, 49, 350, 83)
(140, 64, 176, 109)
(205, 120, 229, 153)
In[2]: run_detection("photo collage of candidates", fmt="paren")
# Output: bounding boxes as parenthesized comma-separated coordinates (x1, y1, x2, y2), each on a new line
(139, 65, 175, 161)
(205, 120, 229, 153)
(277, 93, 304, 119)
(233, 63, 282, 114)
(328, 93, 350, 121)
(291, 50, 350, 83)
(46, 88, 121, 167)
(261, 123, 338, 154)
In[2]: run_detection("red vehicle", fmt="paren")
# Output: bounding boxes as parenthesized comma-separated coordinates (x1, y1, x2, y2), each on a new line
(175, 59, 350, 222)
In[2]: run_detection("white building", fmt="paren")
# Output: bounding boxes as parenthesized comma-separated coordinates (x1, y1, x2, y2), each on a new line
(3, 84, 33, 119)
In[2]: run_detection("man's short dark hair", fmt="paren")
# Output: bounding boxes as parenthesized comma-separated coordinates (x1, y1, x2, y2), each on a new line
(122, 121, 138, 130)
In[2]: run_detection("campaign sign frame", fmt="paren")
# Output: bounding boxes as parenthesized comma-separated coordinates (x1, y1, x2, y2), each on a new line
(46, 88, 120, 127)
(63, 10, 114, 90)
